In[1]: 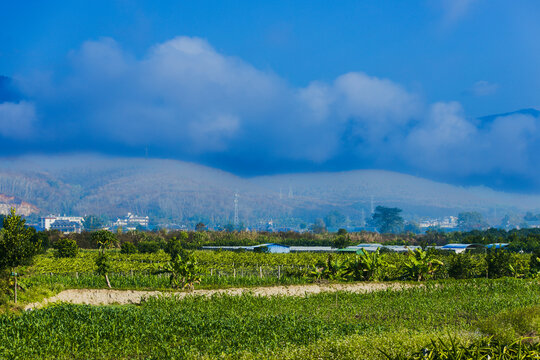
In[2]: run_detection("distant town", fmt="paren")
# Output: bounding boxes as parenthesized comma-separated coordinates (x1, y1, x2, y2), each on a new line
(20, 208, 540, 235)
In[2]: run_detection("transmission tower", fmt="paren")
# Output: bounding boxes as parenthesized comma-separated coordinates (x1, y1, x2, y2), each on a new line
(233, 192, 239, 226)
(370, 195, 374, 214)
(288, 185, 293, 199)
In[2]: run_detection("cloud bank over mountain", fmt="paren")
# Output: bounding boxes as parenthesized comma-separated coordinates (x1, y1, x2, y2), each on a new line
(1, 36, 540, 191)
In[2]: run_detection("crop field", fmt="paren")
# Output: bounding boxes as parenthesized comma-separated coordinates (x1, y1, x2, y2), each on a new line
(16, 248, 534, 292)
(1, 279, 539, 359)
(20, 250, 327, 290)
(4, 248, 539, 359)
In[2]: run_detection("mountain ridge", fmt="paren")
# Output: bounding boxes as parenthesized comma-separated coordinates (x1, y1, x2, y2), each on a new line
(0, 154, 538, 225)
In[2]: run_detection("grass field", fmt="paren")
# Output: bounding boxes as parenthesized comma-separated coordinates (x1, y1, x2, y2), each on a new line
(1, 278, 539, 359)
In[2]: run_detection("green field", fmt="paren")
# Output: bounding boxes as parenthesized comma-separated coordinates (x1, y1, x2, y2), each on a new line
(1, 279, 539, 359)
(14, 248, 533, 293)
(3, 249, 539, 359)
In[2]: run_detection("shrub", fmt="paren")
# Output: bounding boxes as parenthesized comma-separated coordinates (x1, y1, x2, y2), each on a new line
(95, 252, 111, 288)
(164, 237, 186, 260)
(53, 238, 79, 258)
(447, 253, 475, 279)
(0, 208, 40, 271)
(120, 242, 137, 254)
(91, 230, 118, 249)
(163, 251, 201, 291)
(486, 249, 512, 278)
(333, 234, 351, 248)
(476, 305, 540, 343)
(530, 248, 540, 275)
(137, 240, 160, 254)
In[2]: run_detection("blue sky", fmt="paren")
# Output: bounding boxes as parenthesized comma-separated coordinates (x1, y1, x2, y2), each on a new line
(1, 0, 540, 191)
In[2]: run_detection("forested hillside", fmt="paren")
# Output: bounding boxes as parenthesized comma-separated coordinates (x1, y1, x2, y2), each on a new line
(0, 155, 539, 224)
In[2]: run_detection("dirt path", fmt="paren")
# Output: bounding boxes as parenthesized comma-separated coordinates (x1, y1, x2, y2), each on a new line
(25, 282, 410, 310)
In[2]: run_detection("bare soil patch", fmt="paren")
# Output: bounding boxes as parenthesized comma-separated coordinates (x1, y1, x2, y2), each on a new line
(25, 282, 411, 310)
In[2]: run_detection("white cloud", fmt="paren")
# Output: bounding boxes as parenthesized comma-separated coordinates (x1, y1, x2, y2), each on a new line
(11, 35, 540, 186)
(19, 36, 426, 163)
(470, 80, 499, 96)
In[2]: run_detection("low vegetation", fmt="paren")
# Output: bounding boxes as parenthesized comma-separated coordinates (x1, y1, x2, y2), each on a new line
(0, 279, 538, 359)
(2, 211, 539, 359)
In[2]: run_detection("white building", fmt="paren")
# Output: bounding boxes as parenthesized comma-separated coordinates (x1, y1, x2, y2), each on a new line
(419, 216, 457, 229)
(40, 215, 84, 231)
(49, 219, 83, 234)
(113, 213, 149, 230)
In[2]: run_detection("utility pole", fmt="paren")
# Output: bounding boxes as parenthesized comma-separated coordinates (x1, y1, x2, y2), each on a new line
(233, 192, 239, 226)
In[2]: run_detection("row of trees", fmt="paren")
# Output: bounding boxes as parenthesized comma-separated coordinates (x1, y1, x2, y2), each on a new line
(311, 207, 493, 235)
(23, 223, 540, 253)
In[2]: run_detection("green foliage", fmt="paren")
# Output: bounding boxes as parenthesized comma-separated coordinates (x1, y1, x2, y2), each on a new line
(0, 208, 40, 271)
(164, 237, 185, 260)
(95, 253, 111, 277)
(372, 206, 404, 234)
(91, 230, 118, 251)
(446, 253, 481, 279)
(306, 254, 348, 281)
(137, 240, 161, 254)
(486, 249, 512, 278)
(162, 251, 201, 291)
(0, 279, 539, 358)
(476, 305, 540, 343)
(333, 234, 351, 249)
(53, 238, 79, 258)
(345, 249, 390, 281)
(92, 230, 116, 288)
(530, 248, 540, 274)
(120, 241, 137, 254)
(30, 229, 50, 252)
(387, 337, 540, 360)
(402, 248, 444, 281)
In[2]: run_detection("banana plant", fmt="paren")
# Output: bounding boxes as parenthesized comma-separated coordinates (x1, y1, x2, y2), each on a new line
(345, 249, 390, 281)
(509, 263, 526, 278)
(402, 248, 444, 281)
(305, 255, 348, 281)
(161, 251, 201, 291)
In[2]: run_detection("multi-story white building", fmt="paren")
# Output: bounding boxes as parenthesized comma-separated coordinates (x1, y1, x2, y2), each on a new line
(49, 219, 83, 234)
(113, 213, 149, 230)
(39, 215, 84, 231)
